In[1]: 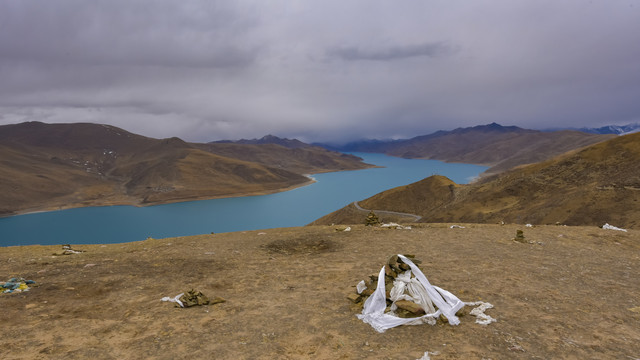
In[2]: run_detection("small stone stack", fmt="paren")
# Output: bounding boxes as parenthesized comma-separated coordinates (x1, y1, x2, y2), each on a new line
(178, 289, 226, 308)
(348, 254, 429, 318)
(365, 211, 381, 226)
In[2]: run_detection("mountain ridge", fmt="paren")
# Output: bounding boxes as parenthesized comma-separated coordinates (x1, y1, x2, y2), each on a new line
(316, 123, 615, 175)
(0, 122, 372, 216)
(311, 131, 640, 229)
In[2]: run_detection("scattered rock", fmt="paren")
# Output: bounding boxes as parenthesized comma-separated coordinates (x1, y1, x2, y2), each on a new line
(396, 300, 425, 315)
(347, 293, 363, 303)
(53, 244, 85, 256)
(209, 296, 226, 305)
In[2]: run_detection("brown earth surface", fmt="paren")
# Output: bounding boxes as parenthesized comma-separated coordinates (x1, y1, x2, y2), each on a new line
(1, 224, 638, 359)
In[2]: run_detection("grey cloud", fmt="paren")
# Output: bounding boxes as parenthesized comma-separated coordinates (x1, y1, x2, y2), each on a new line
(1, 1, 639, 144)
(0, 0, 259, 69)
(326, 42, 452, 62)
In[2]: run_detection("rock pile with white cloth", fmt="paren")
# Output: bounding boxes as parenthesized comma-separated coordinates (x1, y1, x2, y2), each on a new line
(350, 254, 496, 332)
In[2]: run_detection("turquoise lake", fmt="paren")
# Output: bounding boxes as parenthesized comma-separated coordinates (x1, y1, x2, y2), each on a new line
(0, 153, 487, 246)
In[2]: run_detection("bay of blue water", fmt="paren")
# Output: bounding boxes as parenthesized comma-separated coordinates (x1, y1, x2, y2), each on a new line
(0, 153, 486, 246)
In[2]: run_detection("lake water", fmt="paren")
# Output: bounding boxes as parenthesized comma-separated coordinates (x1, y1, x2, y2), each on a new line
(0, 153, 486, 246)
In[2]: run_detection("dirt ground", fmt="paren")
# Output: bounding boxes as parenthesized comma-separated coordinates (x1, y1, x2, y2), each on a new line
(1, 223, 639, 359)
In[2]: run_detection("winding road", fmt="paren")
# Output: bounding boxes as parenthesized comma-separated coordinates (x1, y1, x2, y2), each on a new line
(352, 201, 422, 222)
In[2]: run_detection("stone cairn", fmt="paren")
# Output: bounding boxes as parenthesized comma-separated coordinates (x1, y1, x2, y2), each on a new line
(365, 211, 381, 226)
(348, 254, 433, 318)
(178, 289, 226, 308)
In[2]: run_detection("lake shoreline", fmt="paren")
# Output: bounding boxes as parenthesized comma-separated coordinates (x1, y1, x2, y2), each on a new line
(1, 177, 318, 219)
(1, 155, 486, 247)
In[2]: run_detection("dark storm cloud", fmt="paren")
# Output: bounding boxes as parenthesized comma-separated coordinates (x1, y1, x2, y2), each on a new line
(327, 42, 452, 62)
(0, 1, 639, 143)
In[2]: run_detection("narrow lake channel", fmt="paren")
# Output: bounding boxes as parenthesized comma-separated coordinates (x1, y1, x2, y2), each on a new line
(0, 153, 487, 246)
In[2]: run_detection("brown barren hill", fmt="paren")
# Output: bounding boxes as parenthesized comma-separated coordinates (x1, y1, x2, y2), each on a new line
(194, 141, 369, 174)
(0, 122, 371, 216)
(335, 123, 616, 175)
(313, 132, 640, 229)
(1, 224, 638, 359)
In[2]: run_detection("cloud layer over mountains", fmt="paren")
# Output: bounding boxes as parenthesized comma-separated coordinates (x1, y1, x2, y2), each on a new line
(1, 1, 639, 143)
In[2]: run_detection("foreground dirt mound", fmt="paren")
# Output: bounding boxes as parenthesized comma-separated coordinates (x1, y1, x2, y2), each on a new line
(1, 224, 638, 359)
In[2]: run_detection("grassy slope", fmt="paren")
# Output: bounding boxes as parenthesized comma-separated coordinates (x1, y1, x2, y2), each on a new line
(379, 126, 615, 175)
(313, 132, 640, 229)
(0, 122, 370, 215)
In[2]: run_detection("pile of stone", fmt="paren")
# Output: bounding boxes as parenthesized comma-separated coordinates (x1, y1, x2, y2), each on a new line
(162, 289, 226, 308)
(179, 289, 226, 308)
(365, 211, 381, 226)
(53, 244, 85, 256)
(348, 254, 436, 318)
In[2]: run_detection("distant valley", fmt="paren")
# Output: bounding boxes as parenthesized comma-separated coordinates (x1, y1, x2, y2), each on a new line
(317, 122, 616, 175)
(313, 131, 640, 229)
(0, 121, 628, 224)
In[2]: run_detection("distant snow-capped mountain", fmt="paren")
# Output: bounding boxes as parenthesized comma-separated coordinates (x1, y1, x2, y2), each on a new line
(578, 123, 640, 135)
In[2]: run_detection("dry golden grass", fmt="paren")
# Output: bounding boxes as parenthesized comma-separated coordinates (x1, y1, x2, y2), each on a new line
(0, 122, 371, 216)
(316, 132, 640, 229)
(1, 224, 638, 359)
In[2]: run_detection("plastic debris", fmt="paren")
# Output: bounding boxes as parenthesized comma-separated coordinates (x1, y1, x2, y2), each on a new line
(465, 301, 497, 325)
(450, 225, 465, 229)
(602, 223, 627, 232)
(417, 351, 440, 360)
(381, 223, 412, 230)
(1, 277, 36, 294)
(356, 280, 367, 294)
(161, 293, 185, 307)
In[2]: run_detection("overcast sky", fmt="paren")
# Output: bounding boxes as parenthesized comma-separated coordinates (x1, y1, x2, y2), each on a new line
(1, 1, 639, 143)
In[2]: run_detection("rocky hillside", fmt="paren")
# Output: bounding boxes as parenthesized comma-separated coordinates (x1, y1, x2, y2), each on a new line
(312, 132, 640, 229)
(194, 142, 367, 175)
(321, 123, 615, 175)
(0, 122, 372, 216)
(211, 134, 311, 148)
